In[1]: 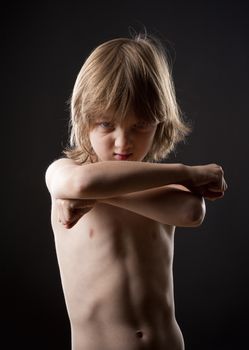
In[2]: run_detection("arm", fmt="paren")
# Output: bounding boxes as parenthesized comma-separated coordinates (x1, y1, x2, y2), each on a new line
(45, 158, 227, 200)
(101, 184, 206, 227)
(46, 158, 188, 199)
(55, 185, 206, 228)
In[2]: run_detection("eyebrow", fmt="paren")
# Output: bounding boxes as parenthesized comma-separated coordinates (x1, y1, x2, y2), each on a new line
(96, 115, 113, 120)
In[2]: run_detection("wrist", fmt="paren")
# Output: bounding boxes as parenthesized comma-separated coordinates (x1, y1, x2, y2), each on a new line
(179, 164, 193, 188)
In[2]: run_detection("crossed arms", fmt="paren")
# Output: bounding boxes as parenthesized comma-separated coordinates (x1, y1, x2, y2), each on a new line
(45, 158, 227, 229)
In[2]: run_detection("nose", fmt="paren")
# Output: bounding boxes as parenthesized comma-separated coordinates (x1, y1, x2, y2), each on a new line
(114, 127, 132, 151)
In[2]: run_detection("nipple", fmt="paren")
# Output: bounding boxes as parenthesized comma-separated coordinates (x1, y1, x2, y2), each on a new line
(136, 330, 143, 338)
(152, 232, 157, 240)
(89, 228, 94, 239)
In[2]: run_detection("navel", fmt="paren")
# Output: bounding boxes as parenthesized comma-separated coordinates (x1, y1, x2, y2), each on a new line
(135, 330, 143, 338)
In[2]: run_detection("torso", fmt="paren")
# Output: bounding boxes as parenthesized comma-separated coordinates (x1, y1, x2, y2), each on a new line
(51, 201, 184, 350)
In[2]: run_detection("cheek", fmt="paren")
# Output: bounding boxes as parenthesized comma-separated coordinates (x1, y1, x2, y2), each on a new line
(89, 132, 100, 150)
(89, 133, 95, 147)
(141, 130, 157, 146)
(134, 134, 154, 156)
(89, 132, 113, 150)
(143, 132, 157, 153)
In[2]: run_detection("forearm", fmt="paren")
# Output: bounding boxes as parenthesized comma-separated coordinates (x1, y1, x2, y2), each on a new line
(84, 161, 190, 198)
(100, 186, 206, 227)
(63, 161, 190, 199)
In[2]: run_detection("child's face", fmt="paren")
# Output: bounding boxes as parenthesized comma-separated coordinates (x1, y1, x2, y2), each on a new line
(89, 110, 158, 162)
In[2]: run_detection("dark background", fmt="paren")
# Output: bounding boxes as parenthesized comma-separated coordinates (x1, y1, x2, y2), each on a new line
(3, 0, 248, 349)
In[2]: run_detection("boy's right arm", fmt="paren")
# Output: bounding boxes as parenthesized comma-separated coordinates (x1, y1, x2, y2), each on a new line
(45, 158, 227, 200)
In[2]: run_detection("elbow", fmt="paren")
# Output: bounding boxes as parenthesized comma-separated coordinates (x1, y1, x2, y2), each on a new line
(187, 196, 206, 227)
(51, 168, 92, 200)
(45, 158, 93, 200)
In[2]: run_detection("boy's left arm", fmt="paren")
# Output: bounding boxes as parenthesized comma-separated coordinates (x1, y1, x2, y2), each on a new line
(101, 185, 206, 227)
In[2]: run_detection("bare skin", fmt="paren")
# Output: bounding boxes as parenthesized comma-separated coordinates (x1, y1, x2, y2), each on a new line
(46, 109, 227, 350)
(46, 157, 227, 350)
(51, 199, 183, 350)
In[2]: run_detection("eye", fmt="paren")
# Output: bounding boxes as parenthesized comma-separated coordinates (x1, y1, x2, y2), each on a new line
(99, 122, 115, 129)
(134, 122, 154, 131)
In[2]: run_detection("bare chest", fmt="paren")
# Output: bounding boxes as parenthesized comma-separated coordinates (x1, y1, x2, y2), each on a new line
(50, 203, 176, 331)
(51, 203, 175, 291)
(51, 202, 174, 256)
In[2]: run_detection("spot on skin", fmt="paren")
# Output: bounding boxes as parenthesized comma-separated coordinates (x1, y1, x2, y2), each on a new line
(136, 330, 143, 338)
(89, 228, 94, 239)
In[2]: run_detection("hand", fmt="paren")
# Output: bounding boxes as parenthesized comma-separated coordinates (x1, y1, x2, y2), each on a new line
(190, 185, 225, 201)
(56, 198, 96, 229)
(185, 163, 228, 200)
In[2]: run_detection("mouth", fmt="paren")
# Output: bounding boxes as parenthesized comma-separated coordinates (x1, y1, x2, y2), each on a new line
(114, 153, 132, 160)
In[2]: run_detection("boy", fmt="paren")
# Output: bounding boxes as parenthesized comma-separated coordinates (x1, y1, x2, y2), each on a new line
(45, 34, 227, 350)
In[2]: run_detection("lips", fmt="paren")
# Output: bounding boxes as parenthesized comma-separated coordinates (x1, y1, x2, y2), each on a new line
(114, 153, 132, 160)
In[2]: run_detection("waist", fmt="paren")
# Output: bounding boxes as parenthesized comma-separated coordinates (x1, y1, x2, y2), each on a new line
(66, 276, 175, 325)
(71, 317, 184, 350)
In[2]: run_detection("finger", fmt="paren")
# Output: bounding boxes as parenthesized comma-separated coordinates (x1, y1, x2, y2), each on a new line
(56, 199, 67, 225)
(72, 199, 96, 209)
(208, 180, 225, 192)
(223, 179, 228, 191)
(64, 208, 91, 229)
(60, 200, 75, 226)
(204, 191, 224, 201)
(66, 206, 87, 225)
(62, 200, 75, 224)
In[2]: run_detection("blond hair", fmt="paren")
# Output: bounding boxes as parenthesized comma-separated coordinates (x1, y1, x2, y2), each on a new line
(64, 33, 191, 163)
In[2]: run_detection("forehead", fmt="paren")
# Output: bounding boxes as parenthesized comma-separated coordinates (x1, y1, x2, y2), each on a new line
(100, 110, 138, 121)
(95, 109, 155, 124)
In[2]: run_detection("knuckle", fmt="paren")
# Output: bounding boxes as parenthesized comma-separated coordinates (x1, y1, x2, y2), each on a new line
(69, 202, 75, 209)
(56, 198, 62, 205)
